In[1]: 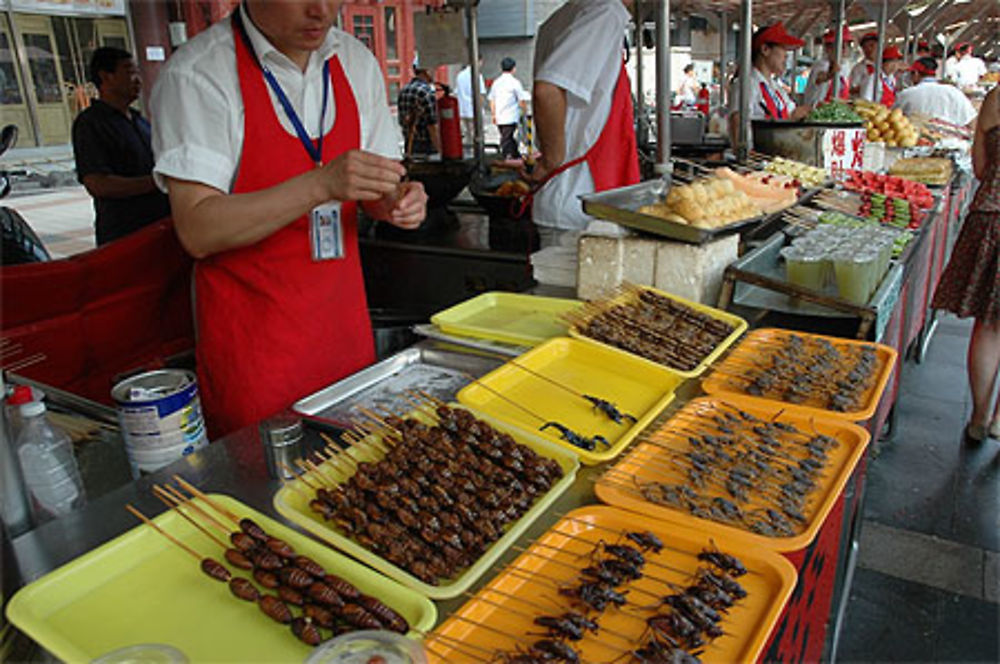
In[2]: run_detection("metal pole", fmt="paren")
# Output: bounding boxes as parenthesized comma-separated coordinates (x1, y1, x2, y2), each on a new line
(465, 0, 485, 170)
(833, 0, 846, 98)
(655, 0, 671, 171)
(904, 13, 912, 61)
(720, 10, 728, 107)
(634, 0, 647, 149)
(874, 0, 887, 104)
(738, 0, 752, 162)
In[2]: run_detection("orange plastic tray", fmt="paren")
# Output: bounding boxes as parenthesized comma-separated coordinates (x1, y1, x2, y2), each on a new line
(595, 397, 871, 552)
(425, 506, 797, 664)
(701, 328, 898, 421)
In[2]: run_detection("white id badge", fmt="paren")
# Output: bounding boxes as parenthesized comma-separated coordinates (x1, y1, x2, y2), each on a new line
(310, 202, 343, 261)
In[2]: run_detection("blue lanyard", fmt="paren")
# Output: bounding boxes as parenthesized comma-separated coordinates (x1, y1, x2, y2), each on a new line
(235, 6, 330, 166)
(262, 61, 330, 166)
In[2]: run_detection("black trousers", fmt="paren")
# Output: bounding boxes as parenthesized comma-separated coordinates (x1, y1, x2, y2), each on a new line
(498, 123, 520, 159)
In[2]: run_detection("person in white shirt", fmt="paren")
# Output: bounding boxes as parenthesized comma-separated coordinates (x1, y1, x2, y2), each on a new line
(804, 27, 852, 107)
(526, 0, 638, 233)
(894, 57, 978, 128)
(455, 56, 485, 144)
(849, 33, 879, 99)
(944, 50, 961, 83)
(728, 22, 811, 140)
(954, 43, 987, 88)
(677, 63, 700, 105)
(150, 0, 427, 437)
(488, 57, 529, 159)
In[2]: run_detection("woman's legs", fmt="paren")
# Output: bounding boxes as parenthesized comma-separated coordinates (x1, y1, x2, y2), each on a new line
(967, 317, 1000, 435)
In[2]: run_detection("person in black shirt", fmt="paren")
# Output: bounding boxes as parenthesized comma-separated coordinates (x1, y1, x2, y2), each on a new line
(72, 47, 170, 246)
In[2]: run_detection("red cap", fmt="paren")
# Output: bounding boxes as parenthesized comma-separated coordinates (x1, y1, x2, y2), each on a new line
(7, 385, 33, 406)
(860, 32, 879, 44)
(910, 59, 937, 75)
(752, 22, 805, 49)
(823, 26, 854, 44)
(882, 46, 903, 61)
(917, 40, 930, 51)
(956, 42, 972, 55)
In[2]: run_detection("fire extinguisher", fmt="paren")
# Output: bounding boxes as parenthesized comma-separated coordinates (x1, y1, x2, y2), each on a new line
(696, 84, 710, 117)
(437, 84, 463, 161)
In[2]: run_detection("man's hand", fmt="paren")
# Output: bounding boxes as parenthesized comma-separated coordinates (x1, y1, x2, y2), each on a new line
(522, 154, 559, 185)
(362, 181, 427, 230)
(317, 149, 405, 202)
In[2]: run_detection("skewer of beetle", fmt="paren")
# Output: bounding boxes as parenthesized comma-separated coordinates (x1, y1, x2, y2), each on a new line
(124, 477, 408, 648)
(429, 528, 749, 663)
(287, 393, 564, 586)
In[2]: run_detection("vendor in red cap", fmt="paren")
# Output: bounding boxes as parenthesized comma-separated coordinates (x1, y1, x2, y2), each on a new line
(727, 22, 812, 138)
(860, 45, 904, 106)
(848, 32, 879, 98)
(804, 26, 852, 107)
(894, 57, 977, 128)
(916, 40, 932, 59)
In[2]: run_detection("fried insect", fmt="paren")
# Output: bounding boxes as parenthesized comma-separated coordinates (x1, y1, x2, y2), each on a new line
(258, 595, 293, 624)
(228, 577, 260, 602)
(540, 421, 610, 451)
(200, 558, 231, 582)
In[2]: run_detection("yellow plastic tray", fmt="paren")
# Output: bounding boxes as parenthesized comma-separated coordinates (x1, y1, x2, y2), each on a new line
(426, 505, 797, 664)
(6, 494, 436, 663)
(568, 284, 748, 379)
(596, 397, 871, 552)
(273, 406, 579, 600)
(431, 292, 582, 347)
(456, 337, 684, 465)
(701, 328, 898, 421)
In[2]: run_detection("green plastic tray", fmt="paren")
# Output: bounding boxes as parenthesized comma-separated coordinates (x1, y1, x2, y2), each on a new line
(6, 494, 436, 663)
(431, 292, 582, 347)
(273, 407, 579, 600)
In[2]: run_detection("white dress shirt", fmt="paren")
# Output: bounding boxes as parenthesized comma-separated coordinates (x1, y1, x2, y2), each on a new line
(804, 58, 850, 107)
(488, 72, 529, 126)
(455, 65, 486, 120)
(849, 59, 873, 98)
(531, 0, 630, 231)
(893, 78, 978, 127)
(728, 66, 795, 121)
(955, 57, 987, 87)
(943, 56, 960, 82)
(151, 11, 400, 194)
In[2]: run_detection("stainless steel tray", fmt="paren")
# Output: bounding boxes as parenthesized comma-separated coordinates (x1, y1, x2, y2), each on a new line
(292, 342, 505, 427)
(580, 180, 767, 245)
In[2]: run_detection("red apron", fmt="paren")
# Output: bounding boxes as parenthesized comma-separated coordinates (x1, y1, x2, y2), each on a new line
(866, 64, 896, 107)
(823, 75, 850, 102)
(194, 26, 374, 438)
(759, 81, 790, 120)
(538, 62, 640, 194)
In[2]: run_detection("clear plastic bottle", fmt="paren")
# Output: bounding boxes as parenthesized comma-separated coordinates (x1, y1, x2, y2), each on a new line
(16, 400, 85, 519)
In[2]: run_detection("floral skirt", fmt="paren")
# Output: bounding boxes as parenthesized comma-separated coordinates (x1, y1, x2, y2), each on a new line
(932, 211, 1000, 322)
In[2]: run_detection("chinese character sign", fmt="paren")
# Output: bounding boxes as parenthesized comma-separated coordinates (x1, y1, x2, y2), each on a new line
(823, 128, 866, 180)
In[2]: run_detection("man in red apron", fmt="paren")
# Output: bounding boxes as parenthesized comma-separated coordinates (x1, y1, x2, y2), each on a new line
(151, 1, 427, 438)
(527, 0, 639, 232)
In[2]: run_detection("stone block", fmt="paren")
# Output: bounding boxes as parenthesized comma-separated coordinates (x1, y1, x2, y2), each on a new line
(577, 235, 623, 300)
(653, 233, 739, 305)
(621, 237, 658, 287)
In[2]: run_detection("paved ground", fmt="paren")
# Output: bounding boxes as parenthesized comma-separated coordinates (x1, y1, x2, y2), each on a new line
(5, 185, 998, 662)
(5, 185, 95, 258)
(838, 314, 999, 663)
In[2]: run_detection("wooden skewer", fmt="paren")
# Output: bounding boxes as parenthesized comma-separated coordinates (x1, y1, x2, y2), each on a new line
(125, 503, 203, 561)
(421, 631, 494, 661)
(171, 475, 241, 525)
(159, 484, 232, 535)
(293, 458, 328, 488)
(152, 486, 229, 549)
(439, 613, 534, 646)
(280, 461, 317, 488)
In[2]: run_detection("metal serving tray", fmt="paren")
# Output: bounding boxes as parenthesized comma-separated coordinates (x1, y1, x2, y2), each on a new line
(580, 180, 767, 245)
(292, 343, 504, 428)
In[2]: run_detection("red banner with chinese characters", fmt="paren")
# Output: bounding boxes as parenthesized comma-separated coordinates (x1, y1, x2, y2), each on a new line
(823, 127, 867, 181)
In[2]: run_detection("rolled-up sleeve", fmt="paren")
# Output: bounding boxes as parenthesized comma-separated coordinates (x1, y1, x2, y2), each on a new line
(534, 6, 623, 105)
(151, 68, 238, 194)
(356, 53, 402, 159)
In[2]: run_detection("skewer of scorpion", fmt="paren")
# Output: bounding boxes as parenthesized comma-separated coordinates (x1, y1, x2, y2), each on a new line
(425, 522, 750, 663)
